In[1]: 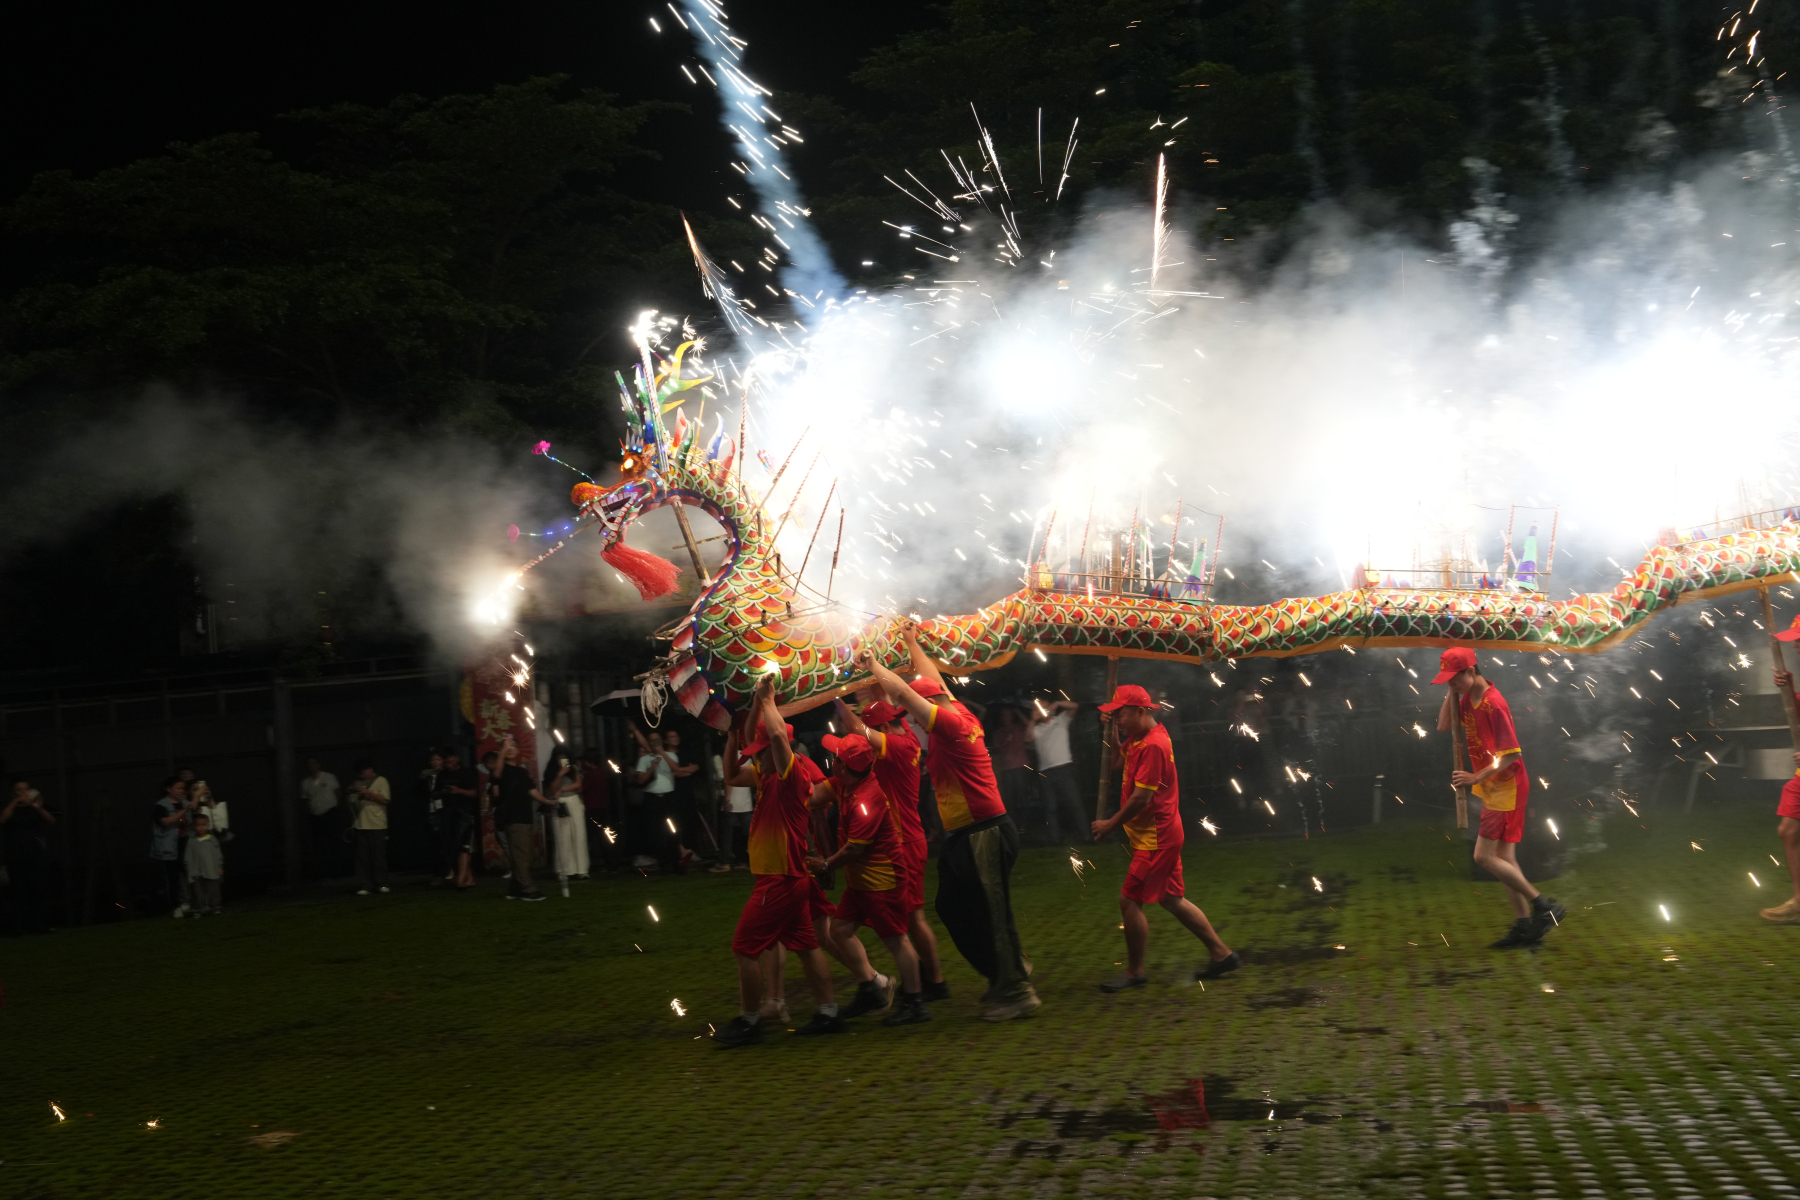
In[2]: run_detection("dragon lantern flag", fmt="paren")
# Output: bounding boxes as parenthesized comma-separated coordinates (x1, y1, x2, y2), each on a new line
(488, 319, 1800, 732)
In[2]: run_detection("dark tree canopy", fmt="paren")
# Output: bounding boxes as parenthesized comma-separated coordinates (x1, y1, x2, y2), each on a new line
(0, 4, 1788, 671)
(2, 79, 696, 441)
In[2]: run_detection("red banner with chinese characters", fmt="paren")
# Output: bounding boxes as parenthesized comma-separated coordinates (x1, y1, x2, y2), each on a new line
(467, 652, 540, 869)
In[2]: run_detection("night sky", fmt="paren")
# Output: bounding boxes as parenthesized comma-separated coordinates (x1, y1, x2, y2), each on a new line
(2, 0, 933, 203)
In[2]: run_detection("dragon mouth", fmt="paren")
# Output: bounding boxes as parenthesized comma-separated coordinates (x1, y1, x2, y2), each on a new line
(584, 480, 652, 548)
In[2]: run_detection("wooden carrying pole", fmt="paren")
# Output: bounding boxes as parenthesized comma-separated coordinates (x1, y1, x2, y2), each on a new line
(1758, 587, 1800, 748)
(1096, 533, 1123, 821)
(1096, 655, 1120, 820)
(1450, 693, 1470, 830)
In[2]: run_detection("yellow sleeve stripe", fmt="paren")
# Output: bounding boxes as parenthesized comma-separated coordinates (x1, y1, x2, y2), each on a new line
(1133, 781, 1158, 790)
(924, 705, 939, 730)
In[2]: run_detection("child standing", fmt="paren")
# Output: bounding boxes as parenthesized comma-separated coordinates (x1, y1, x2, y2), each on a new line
(185, 813, 225, 916)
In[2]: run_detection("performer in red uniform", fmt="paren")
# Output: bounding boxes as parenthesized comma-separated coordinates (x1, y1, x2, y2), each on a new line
(1089, 684, 1238, 991)
(712, 675, 841, 1046)
(1762, 615, 1800, 923)
(833, 695, 948, 1000)
(1434, 646, 1565, 948)
(807, 733, 930, 1026)
(855, 621, 1039, 1022)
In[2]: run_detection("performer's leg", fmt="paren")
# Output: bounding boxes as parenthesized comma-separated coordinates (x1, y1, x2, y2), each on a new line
(1473, 836, 1537, 917)
(934, 831, 995, 980)
(879, 931, 922, 993)
(1782, 817, 1800, 902)
(823, 915, 877, 984)
(758, 945, 787, 1019)
(1159, 895, 1232, 960)
(735, 952, 763, 1014)
(968, 822, 1029, 1002)
(1120, 894, 1150, 976)
(907, 909, 944, 984)
(796, 946, 836, 1008)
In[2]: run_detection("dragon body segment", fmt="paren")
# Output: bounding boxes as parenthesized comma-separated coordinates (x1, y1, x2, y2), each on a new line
(561, 344, 1800, 727)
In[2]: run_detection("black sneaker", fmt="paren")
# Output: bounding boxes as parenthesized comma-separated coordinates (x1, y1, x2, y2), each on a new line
(793, 1010, 847, 1036)
(1100, 973, 1148, 993)
(921, 980, 951, 1003)
(1490, 918, 1533, 949)
(1195, 950, 1242, 980)
(712, 1015, 763, 1048)
(881, 995, 932, 1026)
(521, 892, 547, 902)
(842, 977, 895, 1019)
(1525, 895, 1566, 941)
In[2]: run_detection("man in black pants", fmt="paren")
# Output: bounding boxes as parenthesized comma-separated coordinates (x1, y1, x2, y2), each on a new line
(150, 777, 190, 916)
(494, 740, 551, 901)
(660, 728, 706, 867)
(1028, 699, 1084, 844)
(2, 778, 57, 933)
(855, 621, 1039, 1023)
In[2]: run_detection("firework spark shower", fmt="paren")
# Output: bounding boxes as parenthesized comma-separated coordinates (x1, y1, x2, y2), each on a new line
(629, 4, 1800, 626)
(679, 161, 1800, 622)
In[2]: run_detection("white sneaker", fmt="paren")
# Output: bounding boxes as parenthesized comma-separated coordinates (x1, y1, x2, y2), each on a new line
(172, 905, 187, 918)
(378, 886, 389, 894)
(356, 889, 370, 896)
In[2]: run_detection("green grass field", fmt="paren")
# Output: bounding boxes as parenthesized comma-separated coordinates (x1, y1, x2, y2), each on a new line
(4, 806, 1797, 1200)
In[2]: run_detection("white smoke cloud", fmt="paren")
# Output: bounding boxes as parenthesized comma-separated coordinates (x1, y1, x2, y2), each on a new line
(691, 156, 1800, 624)
(0, 392, 540, 664)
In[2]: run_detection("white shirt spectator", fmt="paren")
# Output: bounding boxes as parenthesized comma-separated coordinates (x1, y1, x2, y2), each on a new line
(1030, 710, 1074, 770)
(636, 753, 674, 794)
(301, 771, 340, 816)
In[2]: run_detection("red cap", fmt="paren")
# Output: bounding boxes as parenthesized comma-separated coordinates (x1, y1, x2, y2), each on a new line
(1098, 683, 1155, 712)
(861, 700, 906, 726)
(821, 733, 873, 772)
(1432, 646, 1478, 684)
(739, 722, 794, 758)
(1777, 614, 1800, 643)
(910, 677, 948, 699)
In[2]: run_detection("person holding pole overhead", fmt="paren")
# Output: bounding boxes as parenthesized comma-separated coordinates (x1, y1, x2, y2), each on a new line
(854, 620, 1039, 1022)
(1434, 646, 1566, 948)
(1759, 607, 1800, 923)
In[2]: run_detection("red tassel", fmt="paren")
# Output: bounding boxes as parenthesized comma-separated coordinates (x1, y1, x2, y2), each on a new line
(602, 542, 681, 601)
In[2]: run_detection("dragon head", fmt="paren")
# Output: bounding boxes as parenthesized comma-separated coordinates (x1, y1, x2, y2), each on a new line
(570, 443, 659, 550)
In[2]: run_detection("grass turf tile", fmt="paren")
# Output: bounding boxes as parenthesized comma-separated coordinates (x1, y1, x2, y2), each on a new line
(3, 807, 1797, 1198)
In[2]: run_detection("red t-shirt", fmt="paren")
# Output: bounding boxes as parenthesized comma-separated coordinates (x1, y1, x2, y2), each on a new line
(830, 773, 900, 892)
(1459, 684, 1524, 812)
(871, 723, 926, 848)
(747, 753, 826, 876)
(925, 699, 1006, 832)
(1120, 722, 1183, 852)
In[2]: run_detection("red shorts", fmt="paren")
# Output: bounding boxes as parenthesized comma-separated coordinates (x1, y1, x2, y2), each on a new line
(832, 886, 909, 939)
(898, 837, 927, 911)
(1122, 846, 1185, 904)
(1477, 802, 1526, 844)
(1779, 777, 1800, 820)
(732, 875, 831, 956)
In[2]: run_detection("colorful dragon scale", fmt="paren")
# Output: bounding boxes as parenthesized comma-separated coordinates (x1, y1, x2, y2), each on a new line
(572, 346, 1800, 727)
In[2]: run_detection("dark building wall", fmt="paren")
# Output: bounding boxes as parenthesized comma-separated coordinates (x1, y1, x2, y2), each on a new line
(0, 659, 463, 922)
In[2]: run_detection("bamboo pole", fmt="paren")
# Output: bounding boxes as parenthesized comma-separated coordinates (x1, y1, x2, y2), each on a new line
(671, 505, 709, 583)
(1095, 655, 1120, 821)
(1758, 587, 1800, 748)
(1450, 692, 1470, 830)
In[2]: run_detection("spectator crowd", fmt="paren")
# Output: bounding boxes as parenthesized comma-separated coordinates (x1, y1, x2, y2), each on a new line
(3, 693, 1110, 932)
